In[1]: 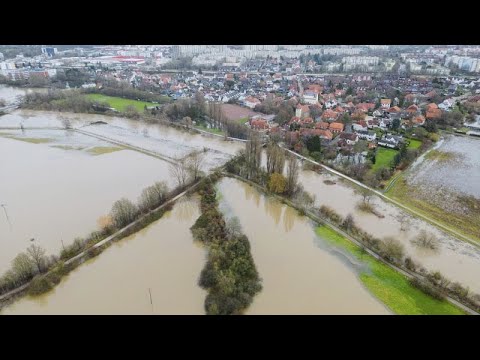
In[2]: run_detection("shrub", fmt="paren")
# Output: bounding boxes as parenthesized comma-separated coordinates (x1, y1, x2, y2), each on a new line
(380, 237, 405, 263)
(28, 275, 54, 296)
(409, 277, 445, 301)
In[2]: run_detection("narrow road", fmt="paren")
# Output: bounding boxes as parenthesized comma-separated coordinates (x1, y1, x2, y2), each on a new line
(281, 146, 479, 248)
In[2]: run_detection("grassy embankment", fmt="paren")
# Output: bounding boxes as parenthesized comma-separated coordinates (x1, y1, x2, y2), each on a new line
(315, 226, 466, 315)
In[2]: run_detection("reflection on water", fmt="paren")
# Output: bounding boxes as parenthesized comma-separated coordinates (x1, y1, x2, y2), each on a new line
(282, 205, 296, 233)
(264, 196, 282, 225)
(217, 177, 389, 315)
(1, 197, 206, 315)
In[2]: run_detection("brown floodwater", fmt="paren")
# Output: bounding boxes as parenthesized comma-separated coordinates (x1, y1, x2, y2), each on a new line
(216, 177, 390, 315)
(298, 169, 480, 293)
(1, 197, 206, 315)
(0, 133, 174, 273)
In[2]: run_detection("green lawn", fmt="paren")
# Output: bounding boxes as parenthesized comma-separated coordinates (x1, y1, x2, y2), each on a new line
(315, 225, 466, 315)
(407, 139, 422, 149)
(195, 125, 225, 136)
(85, 94, 159, 112)
(237, 117, 249, 125)
(372, 147, 398, 171)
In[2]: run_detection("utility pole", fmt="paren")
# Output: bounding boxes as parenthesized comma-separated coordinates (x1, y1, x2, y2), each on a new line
(148, 288, 153, 313)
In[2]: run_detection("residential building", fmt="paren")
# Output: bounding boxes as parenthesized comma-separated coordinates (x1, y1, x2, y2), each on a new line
(355, 130, 377, 141)
(339, 132, 359, 145)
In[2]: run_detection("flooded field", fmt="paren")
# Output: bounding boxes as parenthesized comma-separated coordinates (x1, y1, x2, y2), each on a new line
(0, 130, 174, 273)
(298, 169, 480, 293)
(216, 177, 390, 314)
(1, 197, 206, 315)
(0, 110, 244, 171)
(0, 85, 42, 106)
(406, 135, 480, 207)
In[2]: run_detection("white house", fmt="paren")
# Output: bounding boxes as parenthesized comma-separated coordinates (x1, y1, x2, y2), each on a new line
(303, 90, 319, 105)
(355, 130, 377, 141)
(352, 121, 368, 132)
(439, 98, 455, 111)
(378, 134, 402, 149)
(244, 96, 261, 109)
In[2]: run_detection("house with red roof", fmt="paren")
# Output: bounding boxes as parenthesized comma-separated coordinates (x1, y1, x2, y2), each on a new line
(321, 109, 338, 122)
(315, 121, 330, 130)
(412, 115, 426, 126)
(244, 96, 261, 109)
(406, 104, 419, 114)
(329, 122, 345, 134)
(356, 103, 375, 113)
(380, 98, 392, 110)
(388, 106, 401, 113)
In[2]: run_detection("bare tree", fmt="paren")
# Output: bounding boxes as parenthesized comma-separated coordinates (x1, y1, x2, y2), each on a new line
(398, 213, 410, 232)
(183, 116, 192, 130)
(169, 157, 190, 188)
(110, 198, 138, 228)
(245, 130, 262, 180)
(381, 237, 405, 263)
(411, 230, 440, 251)
(138, 181, 170, 212)
(285, 154, 299, 195)
(266, 142, 285, 175)
(186, 151, 205, 181)
(60, 116, 72, 130)
(26, 244, 47, 273)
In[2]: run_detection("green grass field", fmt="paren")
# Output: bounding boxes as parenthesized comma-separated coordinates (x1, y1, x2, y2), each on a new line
(407, 139, 422, 149)
(195, 125, 225, 136)
(87, 146, 124, 155)
(85, 94, 159, 112)
(315, 225, 466, 315)
(372, 147, 398, 171)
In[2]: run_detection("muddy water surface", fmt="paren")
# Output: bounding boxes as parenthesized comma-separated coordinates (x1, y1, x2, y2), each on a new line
(217, 177, 389, 315)
(1, 197, 206, 315)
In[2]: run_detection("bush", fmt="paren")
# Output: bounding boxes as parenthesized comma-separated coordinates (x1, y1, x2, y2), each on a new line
(28, 275, 54, 296)
(380, 237, 405, 263)
(409, 277, 445, 301)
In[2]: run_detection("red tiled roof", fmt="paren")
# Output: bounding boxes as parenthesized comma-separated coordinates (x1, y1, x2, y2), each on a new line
(329, 122, 344, 132)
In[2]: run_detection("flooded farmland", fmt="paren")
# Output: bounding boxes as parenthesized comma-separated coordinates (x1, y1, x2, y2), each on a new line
(0, 109, 244, 171)
(216, 177, 390, 315)
(1, 197, 206, 315)
(0, 129, 174, 273)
